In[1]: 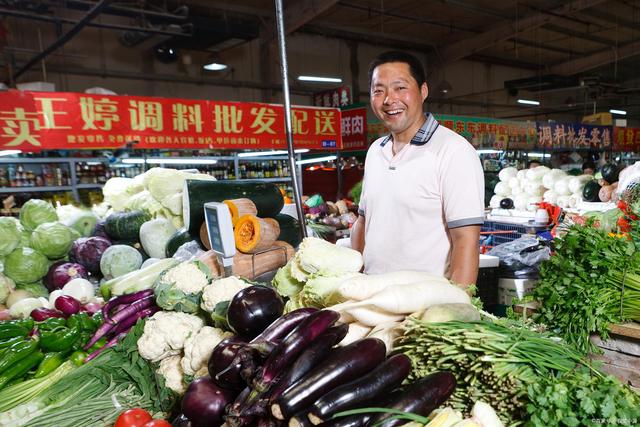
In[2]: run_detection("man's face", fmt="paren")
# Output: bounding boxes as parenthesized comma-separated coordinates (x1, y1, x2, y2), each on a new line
(370, 62, 428, 137)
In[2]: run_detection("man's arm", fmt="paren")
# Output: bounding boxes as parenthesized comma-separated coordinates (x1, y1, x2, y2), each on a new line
(448, 225, 480, 286)
(350, 215, 365, 254)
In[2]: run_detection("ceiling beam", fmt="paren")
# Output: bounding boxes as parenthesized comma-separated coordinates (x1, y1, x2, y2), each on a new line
(511, 37, 579, 55)
(580, 8, 640, 31)
(543, 23, 616, 46)
(436, 0, 607, 65)
(550, 39, 640, 75)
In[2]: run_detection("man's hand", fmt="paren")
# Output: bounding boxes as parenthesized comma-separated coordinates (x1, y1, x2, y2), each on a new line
(449, 225, 480, 287)
(350, 215, 366, 254)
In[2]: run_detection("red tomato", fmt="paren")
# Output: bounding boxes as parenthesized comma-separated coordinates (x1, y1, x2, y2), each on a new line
(114, 408, 153, 427)
(142, 420, 172, 427)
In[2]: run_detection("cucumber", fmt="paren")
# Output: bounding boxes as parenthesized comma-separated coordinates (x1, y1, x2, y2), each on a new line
(275, 214, 303, 248)
(166, 228, 201, 257)
(183, 180, 284, 235)
(104, 210, 151, 241)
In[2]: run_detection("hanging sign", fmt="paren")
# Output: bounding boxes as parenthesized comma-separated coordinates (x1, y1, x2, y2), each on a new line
(613, 127, 640, 151)
(312, 86, 352, 108)
(340, 106, 367, 150)
(0, 90, 342, 151)
(436, 114, 536, 149)
(536, 122, 612, 149)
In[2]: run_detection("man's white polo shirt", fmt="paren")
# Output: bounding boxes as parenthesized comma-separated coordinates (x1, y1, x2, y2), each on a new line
(358, 113, 485, 276)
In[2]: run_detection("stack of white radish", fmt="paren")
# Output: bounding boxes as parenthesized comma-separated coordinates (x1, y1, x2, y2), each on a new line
(328, 271, 473, 352)
(490, 166, 593, 210)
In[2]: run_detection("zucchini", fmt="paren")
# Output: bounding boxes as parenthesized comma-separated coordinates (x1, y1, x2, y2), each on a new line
(183, 180, 284, 235)
(166, 228, 200, 257)
(275, 213, 303, 247)
(104, 210, 151, 241)
(101, 257, 180, 297)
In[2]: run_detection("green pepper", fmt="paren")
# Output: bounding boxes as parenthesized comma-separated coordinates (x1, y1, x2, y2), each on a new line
(68, 313, 97, 332)
(71, 331, 92, 351)
(0, 338, 38, 374)
(0, 319, 34, 339)
(87, 337, 108, 354)
(92, 311, 104, 326)
(37, 317, 67, 332)
(34, 352, 66, 378)
(39, 324, 81, 352)
(0, 350, 44, 389)
(0, 336, 24, 349)
(69, 350, 87, 366)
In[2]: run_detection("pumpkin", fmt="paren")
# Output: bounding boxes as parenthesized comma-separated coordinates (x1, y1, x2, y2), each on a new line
(233, 215, 280, 254)
(223, 198, 258, 226)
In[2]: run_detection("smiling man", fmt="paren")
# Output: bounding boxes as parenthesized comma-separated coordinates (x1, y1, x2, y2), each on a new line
(350, 51, 485, 286)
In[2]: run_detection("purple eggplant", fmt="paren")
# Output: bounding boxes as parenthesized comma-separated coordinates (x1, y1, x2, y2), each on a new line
(171, 414, 192, 427)
(271, 338, 387, 421)
(254, 310, 340, 393)
(84, 332, 127, 363)
(227, 286, 285, 340)
(307, 353, 412, 424)
(55, 295, 81, 316)
(208, 336, 250, 390)
(251, 307, 319, 347)
(182, 377, 238, 427)
(45, 262, 89, 291)
(111, 306, 159, 336)
(368, 372, 457, 427)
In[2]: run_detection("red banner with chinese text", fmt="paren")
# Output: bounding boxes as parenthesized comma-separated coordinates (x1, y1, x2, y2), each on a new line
(613, 127, 640, 152)
(340, 107, 367, 150)
(0, 90, 342, 151)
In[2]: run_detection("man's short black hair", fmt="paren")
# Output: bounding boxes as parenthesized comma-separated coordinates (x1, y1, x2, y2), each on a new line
(527, 160, 542, 168)
(368, 51, 426, 89)
(582, 161, 596, 171)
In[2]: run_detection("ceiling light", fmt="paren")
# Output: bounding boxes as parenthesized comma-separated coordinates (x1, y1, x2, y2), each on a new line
(437, 80, 453, 95)
(238, 149, 310, 158)
(527, 153, 551, 158)
(517, 99, 540, 106)
(122, 158, 218, 165)
(0, 150, 21, 157)
(609, 109, 627, 115)
(203, 52, 228, 71)
(297, 76, 342, 83)
(296, 155, 337, 165)
(476, 149, 503, 154)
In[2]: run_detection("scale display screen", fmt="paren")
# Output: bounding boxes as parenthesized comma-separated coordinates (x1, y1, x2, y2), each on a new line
(203, 202, 236, 260)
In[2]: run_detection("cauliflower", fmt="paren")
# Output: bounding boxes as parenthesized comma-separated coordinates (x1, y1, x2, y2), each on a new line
(157, 355, 186, 394)
(137, 311, 204, 362)
(154, 261, 211, 313)
(201, 276, 251, 312)
(181, 326, 233, 376)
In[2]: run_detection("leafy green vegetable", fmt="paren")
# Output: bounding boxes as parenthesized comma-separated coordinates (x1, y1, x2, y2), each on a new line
(4, 247, 50, 284)
(273, 263, 304, 298)
(31, 222, 80, 260)
(16, 280, 49, 298)
(349, 180, 363, 204)
(0, 217, 22, 256)
(19, 199, 58, 232)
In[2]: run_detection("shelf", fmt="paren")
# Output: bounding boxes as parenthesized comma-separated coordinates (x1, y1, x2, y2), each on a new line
(235, 178, 291, 183)
(76, 183, 104, 189)
(0, 186, 72, 193)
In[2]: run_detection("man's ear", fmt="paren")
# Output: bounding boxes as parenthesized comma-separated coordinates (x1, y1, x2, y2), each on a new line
(421, 83, 428, 102)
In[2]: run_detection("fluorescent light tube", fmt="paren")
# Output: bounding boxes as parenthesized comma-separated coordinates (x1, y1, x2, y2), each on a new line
(203, 63, 228, 71)
(527, 153, 551, 158)
(296, 155, 337, 165)
(297, 75, 342, 83)
(122, 158, 218, 165)
(238, 149, 309, 157)
(609, 109, 627, 115)
(0, 150, 21, 157)
(517, 99, 540, 106)
(477, 149, 504, 154)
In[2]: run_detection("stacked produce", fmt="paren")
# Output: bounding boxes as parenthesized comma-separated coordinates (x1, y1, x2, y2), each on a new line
(398, 317, 640, 426)
(303, 194, 358, 239)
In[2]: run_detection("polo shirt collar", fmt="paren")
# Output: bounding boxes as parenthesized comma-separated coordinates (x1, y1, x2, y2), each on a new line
(379, 113, 439, 147)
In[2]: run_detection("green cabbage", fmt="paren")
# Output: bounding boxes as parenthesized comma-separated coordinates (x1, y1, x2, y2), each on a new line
(145, 168, 187, 203)
(0, 273, 15, 305)
(19, 199, 58, 231)
(124, 191, 165, 218)
(16, 280, 48, 298)
(31, 222, 80, 259)
(18, 230, 32, 248)
(103, 177, 135, 211)
(0, 217, 22, 256)
(300, 272, 360, 308)
(4, 247, 49, 284)
(273, 263, 304, 298)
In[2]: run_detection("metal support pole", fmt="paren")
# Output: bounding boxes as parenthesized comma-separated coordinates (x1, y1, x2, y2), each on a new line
(274, 0, 307, 238)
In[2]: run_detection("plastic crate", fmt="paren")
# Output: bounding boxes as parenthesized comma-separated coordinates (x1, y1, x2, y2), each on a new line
(480, 221, 527, 247)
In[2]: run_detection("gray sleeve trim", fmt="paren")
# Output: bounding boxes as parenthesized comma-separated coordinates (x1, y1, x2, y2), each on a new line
(447, 217, 484, 229)
(357, 207, 365, 217)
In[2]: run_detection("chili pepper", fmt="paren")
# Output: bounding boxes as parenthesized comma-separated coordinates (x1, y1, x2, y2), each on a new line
(39, 324, 81, 352)
(0, 338, 38, 374)
(37, 317, 67, 332)
(34, 352, 66, 378)
(0, 319, 34, 340)
(87, 337, 108, 354)
(69, 350, 87, 366)
(0, 336, 24, 350)
(0, 350, 44, 389)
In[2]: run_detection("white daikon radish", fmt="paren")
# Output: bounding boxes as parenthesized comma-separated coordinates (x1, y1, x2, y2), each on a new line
(337, 270, 450, 301)
(367, 322, 401, 353)
(339, 323, 371, 346)
(510, 186, 523, 196)
(526, 196, 542, 211)
(332, 281, 471, 315)
(513, 194, 528, 210)
(568, 194, 581, 208)
(498, 167, 518, 182)
(526, 166, 549, 181)
(471, 401, 504, 427)
(556, 195, 571, 208)
(543, 190, 558, 204)
(568, 174, 592, 194)
(493, 182, 510, 197)
(345, 305, 405, 327)
(554, 177, 571, 196)
(489, 195, 501, 208)
(508, 177, 520, 189)
(338, 310, 356, 324)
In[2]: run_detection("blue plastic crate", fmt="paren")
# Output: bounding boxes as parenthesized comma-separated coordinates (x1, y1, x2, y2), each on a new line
(481, 221, 527, 246)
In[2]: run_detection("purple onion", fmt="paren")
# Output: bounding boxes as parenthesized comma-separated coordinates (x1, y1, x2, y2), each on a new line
(45, 262, 88, 291)
(30, 308, 65, 321)
(55, 295, 81, 316)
